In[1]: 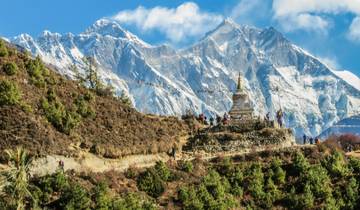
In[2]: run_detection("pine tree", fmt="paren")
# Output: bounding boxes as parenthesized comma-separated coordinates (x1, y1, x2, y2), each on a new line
(82, 56, 103, 91)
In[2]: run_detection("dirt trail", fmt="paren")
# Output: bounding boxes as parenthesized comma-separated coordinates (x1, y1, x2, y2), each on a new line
(30, 151, 171, 177)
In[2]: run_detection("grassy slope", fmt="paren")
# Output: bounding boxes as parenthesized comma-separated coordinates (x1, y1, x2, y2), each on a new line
(0, 40, 190, 160)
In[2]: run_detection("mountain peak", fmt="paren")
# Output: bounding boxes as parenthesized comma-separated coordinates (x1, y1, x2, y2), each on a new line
(85, 18, 131, 38)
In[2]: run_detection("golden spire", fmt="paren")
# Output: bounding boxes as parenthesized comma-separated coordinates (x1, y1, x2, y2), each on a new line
(237, 72, 242, 91)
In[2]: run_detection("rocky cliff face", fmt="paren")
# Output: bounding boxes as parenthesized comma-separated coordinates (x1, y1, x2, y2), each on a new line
(11, 18, 360, 138)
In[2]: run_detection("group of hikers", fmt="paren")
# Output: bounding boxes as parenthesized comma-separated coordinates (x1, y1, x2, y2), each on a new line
(196, 108, 285, 127)
(265, 109, 284, 128)
(303, 134, 320, 145)
(197, 112, 231, 126)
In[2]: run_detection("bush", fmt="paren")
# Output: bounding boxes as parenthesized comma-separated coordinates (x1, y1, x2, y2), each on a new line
(0, 80, 21, 106)
(292, 152, 310, 175)
(118, 91, 132, 107)
(180, 161, 194, 173)
(26, 56, 49, 87)
(93, 182, 111, 210)
(3, 62, 18, 76)
(246, 163, 265, 200)
(178, 186, 204, 210)
(137, 168, 165, 198)
(302, 165, 332, 199)
(74, 95, 95, 118)
(271, 158, 286, 185)
(178, 170, 236, 210)
(321, 151, 350, 177)
(299, 183, 314, 209)
(0, 40, 8, 57)
(112, 193, 157, 210)
(41, 93, 81, 134)
(59, 184, 91, 210)
(154, 161, 172, 181)
(344, 177, 359, 209)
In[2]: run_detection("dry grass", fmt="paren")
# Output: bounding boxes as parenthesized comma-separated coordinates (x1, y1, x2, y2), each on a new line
(0, 41, 190, 160)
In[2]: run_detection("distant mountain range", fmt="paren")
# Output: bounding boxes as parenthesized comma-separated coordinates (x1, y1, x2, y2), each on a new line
(319, 115, 360, 139)
(10, 18, 360, 138)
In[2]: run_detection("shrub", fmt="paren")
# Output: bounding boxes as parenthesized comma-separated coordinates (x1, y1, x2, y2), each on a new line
(154, 161, 172, 181)
(246, 163, 265, 200)
(0, 80, 21, 106)
(349, 157, 360, 174)
(74, 95, 95, 118)
(292, 152, 310, 175)
(302, 165, 332, 199)
(263, 177, 281, 208)
(137, 168, 165, 198)
(3, 62, 18, 76)
(112, 193, 157, 210)
(271, 158, 286, 185)
(41, 93, 81, 134)
(118, 91, 132, 107)
(344, 177, 359, 209)
(178, 170, 236, 210)
(59, 184, 91, 210)
(26, 56, 49, 87)
(0, 40, 8, 57)
(299, 183, 314, 209)
(178, 186, 204, 210)
(93, 182, 111, 210)
(321, 151, 350, 177)
(180, 161, 193, 173)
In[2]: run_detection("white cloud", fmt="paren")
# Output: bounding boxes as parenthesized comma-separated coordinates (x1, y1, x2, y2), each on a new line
(112, 2, 223, 43)
(273, 0, 360, 17)
(230, 0, 270, 24)
(318, 56, 341, 69)
(272, 0, 360, 33)
(278, 13, 330, 32)
(348, 17, 360, 42)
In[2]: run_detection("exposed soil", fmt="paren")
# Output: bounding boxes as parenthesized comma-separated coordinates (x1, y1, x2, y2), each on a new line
(0, 41, 191, 161)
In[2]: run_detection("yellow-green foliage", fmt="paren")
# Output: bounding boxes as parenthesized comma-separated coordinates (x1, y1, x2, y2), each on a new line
(3, 62, 18, 76)
(41, 90, 80, 134)
(25, 56, 49, 87)
(0, 40, 8, 57)
(0, 80, 21, 106)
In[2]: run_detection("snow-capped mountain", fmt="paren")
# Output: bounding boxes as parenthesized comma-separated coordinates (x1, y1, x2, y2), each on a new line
(319, 115, 360, 139)
(10, 18, 360, 138)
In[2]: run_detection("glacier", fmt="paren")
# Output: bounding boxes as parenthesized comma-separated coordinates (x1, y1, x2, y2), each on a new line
(10, 18, 360, 139)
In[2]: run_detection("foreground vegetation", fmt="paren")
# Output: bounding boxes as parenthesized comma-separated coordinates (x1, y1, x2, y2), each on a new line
(1, 142, 360, 209)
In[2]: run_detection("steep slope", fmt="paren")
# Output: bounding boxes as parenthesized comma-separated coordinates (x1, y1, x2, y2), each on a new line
(0, 40, 189, 160)
(10, 18, 360, 138)
(319, 115, 360, 139)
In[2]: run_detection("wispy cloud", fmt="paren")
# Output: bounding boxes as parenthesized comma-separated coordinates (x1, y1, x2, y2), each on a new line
(112, 2, 223, 43)
(272, 0, 360, 34)
(230, 0, 272, 25)
(348, 17, 360, 42)
(318, 56, 341, 69)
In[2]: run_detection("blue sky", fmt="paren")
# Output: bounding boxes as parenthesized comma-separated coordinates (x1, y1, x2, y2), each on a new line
(1, 0, 360, 76)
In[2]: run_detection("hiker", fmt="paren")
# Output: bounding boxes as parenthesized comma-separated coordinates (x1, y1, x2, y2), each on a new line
(216, 115, 222, 125)
(265, 112, 270, 121)
(315, 137, 320, 145)
(309, 137, 314, 144)
(204, 116, 209, 125)
(223, 112, 229, 125)
(209, 116, 214, 126)
(198, 113, 205, 124)
(58, 160, 64, 172)
(303, 134, 307, 145)
(276, 109, 283, 127)
(171, 146, 177, 159)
